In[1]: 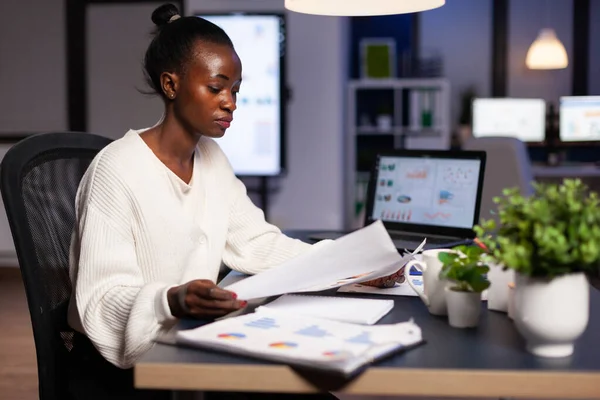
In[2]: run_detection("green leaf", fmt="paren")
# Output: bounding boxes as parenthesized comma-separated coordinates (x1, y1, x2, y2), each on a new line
(436, 245, 490, 293)
(479, 178, 600, 278)
(438, 252, 458, 265)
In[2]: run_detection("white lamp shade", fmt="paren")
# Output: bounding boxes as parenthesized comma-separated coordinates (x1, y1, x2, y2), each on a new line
(526, 28, 569, 70)
(285, 0, 445, 16)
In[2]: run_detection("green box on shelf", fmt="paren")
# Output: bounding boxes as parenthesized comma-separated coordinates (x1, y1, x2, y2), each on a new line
(360, 38, 396, 79)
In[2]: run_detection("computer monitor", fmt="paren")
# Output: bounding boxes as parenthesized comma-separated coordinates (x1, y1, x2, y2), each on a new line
(559, 96, 600, 143)
(196, 13, 286, 176)
(472, 98, 546, 143)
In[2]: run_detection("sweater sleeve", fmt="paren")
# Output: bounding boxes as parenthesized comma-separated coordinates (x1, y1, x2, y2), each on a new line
(70, 159, 176, 369)
(222, 177, 330, 275)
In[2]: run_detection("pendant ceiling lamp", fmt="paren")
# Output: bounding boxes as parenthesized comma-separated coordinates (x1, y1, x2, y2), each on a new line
(284, 0, 445, 16)
(526, 28, 568, 70)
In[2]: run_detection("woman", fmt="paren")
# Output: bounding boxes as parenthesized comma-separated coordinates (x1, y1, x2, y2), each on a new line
(67, 3, 336, 399)
(67, 3, 402, 398)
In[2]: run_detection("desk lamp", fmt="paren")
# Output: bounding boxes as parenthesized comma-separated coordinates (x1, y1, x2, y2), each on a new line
(285, 0, 445, 16)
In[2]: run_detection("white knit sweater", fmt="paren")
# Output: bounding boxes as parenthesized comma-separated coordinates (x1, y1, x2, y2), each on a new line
(68, 129, 318, 368)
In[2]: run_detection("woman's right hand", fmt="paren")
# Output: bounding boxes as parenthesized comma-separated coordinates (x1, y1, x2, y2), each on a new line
(167, 279, 247, 319)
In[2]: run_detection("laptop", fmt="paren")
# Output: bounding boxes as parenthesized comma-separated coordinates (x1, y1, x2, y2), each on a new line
(309, 149, 487, 251)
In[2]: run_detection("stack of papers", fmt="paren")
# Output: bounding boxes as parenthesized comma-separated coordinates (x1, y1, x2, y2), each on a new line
(174, 223, 428, 375)
(176, 309, 423, 376)
(225, 221, 426, 300)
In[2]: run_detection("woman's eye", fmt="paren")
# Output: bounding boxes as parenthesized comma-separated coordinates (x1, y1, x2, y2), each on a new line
(208, 87, 220, 94)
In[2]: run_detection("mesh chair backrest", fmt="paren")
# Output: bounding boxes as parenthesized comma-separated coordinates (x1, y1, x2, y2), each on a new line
(0, 132, 112, 400)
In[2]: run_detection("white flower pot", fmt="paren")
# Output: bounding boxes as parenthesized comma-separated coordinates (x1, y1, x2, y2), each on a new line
(445, 288, 481, 328)
(514, 272, 589, 358)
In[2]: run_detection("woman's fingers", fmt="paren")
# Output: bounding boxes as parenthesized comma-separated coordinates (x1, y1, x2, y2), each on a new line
(187, 307, 232, 318)
(187, 279, 238, 301)
(361, 266, 406, 288)
(180, 279, 247, 318)
(189, 296, 246, 311)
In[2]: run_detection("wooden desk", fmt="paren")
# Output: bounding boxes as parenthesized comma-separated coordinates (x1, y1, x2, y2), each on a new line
(134, 231, 600, 399)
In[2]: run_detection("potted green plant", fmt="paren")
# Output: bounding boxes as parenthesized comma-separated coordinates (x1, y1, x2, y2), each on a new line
(474, 178, 600, 357)
(438, 245, 490, 328)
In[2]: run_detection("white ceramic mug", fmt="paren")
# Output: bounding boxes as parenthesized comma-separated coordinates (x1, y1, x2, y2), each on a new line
(486, 262, 514, 312)
(404, 249, 454, 316)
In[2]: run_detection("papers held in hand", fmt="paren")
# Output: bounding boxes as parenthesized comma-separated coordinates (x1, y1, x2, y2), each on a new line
(225, 220, 426, 300)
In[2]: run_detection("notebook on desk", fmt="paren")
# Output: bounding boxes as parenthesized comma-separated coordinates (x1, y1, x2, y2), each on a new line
(257, 294, 394, 325)
(309, 149, 487, 251)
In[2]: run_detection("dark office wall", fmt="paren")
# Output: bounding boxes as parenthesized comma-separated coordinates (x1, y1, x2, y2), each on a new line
(507, 0, 573, 104)
(419, 0, 493, 125)
(589, 0, 600, 95)
(349, 14, 414, 79)
(0, 0, 67, 133)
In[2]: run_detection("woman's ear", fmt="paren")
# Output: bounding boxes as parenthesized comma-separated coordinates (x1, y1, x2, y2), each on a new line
(160, 72, 179, 99)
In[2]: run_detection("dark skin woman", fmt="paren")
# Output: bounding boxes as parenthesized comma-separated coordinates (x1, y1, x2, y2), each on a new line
(67, 3, 339, 400)
(140, 24, 246, 320)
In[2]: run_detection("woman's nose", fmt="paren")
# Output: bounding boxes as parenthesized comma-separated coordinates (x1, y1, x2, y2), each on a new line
(221, 95, 237, 113)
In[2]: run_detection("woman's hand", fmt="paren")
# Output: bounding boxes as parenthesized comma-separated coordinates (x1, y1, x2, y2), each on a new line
(167, 279, 247, 319)
(360, 266, 406, 288)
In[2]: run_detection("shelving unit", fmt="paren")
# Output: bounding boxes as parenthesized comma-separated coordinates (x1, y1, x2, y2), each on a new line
(344, 78, 451, 230)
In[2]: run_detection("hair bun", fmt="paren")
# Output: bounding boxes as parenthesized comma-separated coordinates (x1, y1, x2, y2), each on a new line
(151, 3, 180, 27)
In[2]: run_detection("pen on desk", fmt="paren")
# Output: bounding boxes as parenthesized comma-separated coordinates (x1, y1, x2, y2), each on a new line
(473, 238, 488, 251)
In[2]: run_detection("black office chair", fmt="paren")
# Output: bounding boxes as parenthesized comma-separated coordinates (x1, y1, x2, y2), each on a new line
(0, 132, 112, 400)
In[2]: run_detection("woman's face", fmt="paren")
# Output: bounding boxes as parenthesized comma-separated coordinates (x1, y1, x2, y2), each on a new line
(172, 41, 242, 138)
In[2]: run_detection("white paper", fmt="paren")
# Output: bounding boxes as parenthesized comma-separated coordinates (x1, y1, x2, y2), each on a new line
(224, 220, 426, 300)
(338, 280, 489, 301)
(256, 294, 394, 325)
(338, 281, 422, 297)
(176, 309, 423, 375)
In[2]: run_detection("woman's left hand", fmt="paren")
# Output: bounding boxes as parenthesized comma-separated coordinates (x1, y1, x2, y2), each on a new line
(360, 266, 406, 288)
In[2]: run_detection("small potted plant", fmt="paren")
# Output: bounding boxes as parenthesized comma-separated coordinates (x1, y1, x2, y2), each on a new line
(438, 245, 490, 328)
(475, 179, 600, 357)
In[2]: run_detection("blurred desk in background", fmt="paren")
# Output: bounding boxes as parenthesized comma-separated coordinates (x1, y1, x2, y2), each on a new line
(532, 164, 600, 192)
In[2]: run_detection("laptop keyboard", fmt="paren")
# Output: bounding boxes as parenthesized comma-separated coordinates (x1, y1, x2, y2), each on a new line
(388, 233, 454, 245)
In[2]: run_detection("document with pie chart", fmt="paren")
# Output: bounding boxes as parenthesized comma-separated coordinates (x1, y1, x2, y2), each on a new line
(176, 309, 423, 376)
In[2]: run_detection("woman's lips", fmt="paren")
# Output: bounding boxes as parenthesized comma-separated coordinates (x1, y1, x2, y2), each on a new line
(215, 120, 231, 129)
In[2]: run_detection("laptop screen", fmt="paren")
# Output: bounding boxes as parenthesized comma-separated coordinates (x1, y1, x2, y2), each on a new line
(365, 150, 486, 237)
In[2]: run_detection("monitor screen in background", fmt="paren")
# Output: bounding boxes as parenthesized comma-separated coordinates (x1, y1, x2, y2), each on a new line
(198, 14, 284, 176)
(559, 96, 600, 143)
(472, 98, 546, 143)
(371, 156, 482, 229)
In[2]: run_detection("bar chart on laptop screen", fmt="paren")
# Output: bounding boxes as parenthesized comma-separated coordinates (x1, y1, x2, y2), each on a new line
(372, 156, 481, 229)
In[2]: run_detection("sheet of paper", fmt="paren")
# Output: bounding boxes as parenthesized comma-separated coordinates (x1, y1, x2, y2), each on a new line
(338, 282, 421, 297)
(176, 309, 423, 376)
(224, 220, 425, 300)
(256, 294, 394, 325)
(338, 281, 489, 300)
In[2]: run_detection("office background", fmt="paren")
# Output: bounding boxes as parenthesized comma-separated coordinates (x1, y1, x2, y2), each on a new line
(0, 0, 598, 265)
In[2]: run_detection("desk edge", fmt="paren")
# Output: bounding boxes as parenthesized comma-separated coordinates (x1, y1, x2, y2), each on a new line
(134, 363, 600, 398)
